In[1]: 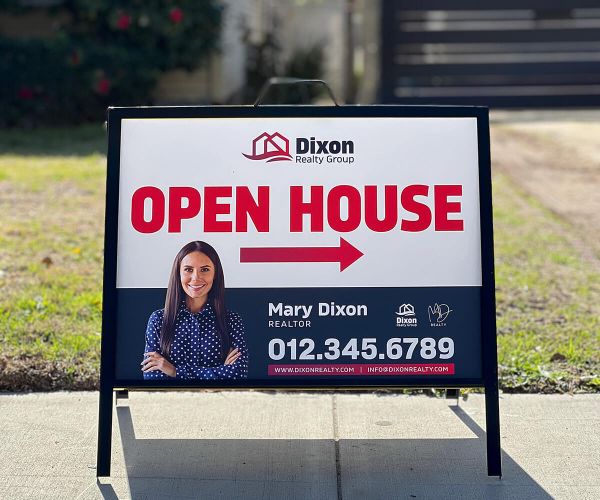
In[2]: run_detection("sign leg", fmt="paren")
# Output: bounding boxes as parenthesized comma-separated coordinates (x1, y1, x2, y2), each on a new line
(96, 386, 113, 477)
(445, 388, 460, 402)
(484, 382, 502, 477)
(116, 389, 129, 403)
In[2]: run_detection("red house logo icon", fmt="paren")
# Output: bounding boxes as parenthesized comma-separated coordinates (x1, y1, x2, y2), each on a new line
(243, 132, 292, 163)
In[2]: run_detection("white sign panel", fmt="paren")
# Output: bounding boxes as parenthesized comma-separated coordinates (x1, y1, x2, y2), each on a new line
(116, 117, 481, 289)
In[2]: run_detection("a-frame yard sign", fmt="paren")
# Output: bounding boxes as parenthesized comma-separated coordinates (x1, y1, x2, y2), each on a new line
(98, 105, 500, 477)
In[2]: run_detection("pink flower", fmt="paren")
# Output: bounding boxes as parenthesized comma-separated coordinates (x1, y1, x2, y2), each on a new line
(18, 86, 34, 100)
(96, 77, 111, 95)
(70, 50, 81, 66)
(169, 7, 183, 24)
(116, 13, 131, 30)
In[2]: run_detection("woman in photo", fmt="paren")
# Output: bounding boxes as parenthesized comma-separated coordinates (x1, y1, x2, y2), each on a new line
(141, 241, 248, 380)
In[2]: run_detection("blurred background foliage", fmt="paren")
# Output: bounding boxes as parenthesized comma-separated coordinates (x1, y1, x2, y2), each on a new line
(240, 14, 324, 105)
(0, 0, 222, 127)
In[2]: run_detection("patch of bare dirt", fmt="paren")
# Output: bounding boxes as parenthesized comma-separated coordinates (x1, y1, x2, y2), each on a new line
(491, 122, 600, 269)
(0, 355, 98, 391)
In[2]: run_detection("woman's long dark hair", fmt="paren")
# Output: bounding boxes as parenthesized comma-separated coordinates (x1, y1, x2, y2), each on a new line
(160, 241, 229, 360)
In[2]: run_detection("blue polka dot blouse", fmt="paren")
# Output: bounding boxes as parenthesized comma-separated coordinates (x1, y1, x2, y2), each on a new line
(143, 302, 249, 380)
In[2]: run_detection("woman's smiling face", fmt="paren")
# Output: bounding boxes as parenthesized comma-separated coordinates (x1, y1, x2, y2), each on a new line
(180, 251, 215, 305)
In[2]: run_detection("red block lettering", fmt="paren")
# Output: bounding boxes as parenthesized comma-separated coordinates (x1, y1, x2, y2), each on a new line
(204, 186, 233, 232)
(434, 185, 464, 231)
(290, 186, 324, 232)
(327, 185, 361, 232)
(365, 185, 398, 232)
(400, 185, 432, 232)
(235, 186, 270, 232)
(131, 186, 165, 233)
(168, 187, 201, 233)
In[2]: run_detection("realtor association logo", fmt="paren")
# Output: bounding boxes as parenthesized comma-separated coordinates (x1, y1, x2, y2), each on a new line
(428, 303, 452, 327)
(395, 303, 417, 327)
(243, 132, 292, 163)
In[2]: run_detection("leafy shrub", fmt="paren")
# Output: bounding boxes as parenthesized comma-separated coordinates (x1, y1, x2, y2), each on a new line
(1, 1, 222, 127)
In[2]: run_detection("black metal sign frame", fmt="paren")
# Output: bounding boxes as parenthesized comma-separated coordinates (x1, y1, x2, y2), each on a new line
(97, 105, 500, 477)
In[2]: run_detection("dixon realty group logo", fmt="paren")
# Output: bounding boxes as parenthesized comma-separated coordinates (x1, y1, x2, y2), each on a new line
(243, 131, 355, 165)
(395, 303, 417, 327)
(242, 132, 292, 163)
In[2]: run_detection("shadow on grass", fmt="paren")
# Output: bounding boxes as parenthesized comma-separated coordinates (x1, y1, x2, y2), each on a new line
(0, 124, 107, 156)
(97, 402, 553, 500)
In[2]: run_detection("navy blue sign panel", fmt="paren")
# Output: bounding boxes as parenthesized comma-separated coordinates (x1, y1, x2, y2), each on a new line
(115, 286, 482, 382)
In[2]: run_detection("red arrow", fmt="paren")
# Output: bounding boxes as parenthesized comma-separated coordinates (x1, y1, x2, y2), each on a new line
(240, 238, 364, 272)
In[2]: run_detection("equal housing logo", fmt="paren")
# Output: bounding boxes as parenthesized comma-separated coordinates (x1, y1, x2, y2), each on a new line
(243, 131, 355, 165)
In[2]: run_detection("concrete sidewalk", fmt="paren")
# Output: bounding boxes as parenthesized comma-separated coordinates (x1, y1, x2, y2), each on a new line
(0, 392, 598, 499)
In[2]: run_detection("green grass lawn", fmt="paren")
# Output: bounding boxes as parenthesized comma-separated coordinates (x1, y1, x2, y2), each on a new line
(0, 126, 105, 389)
(0, 126, 598, 391)
(493, 173, 600, 392)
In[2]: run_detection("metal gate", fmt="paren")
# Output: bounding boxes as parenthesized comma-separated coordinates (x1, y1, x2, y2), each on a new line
(379, 0, 600, 107)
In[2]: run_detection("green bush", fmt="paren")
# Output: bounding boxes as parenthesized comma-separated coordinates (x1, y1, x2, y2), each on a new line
(1, 1, 222, 127)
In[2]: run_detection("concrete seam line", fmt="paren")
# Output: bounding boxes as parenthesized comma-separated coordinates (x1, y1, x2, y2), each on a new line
(332, 394, 343, 500)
